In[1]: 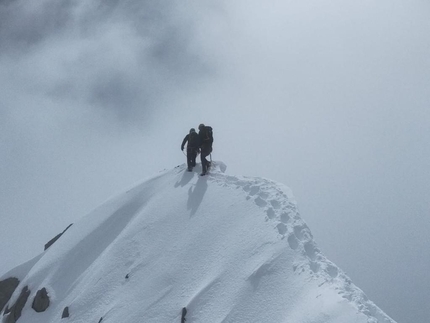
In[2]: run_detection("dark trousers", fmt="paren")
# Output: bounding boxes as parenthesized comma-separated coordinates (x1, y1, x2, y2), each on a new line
(200, 144, 212, 173)
(187, 147, 198, 169)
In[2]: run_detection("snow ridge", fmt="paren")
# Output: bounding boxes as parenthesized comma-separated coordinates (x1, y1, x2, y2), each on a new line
(207, 163, 394, 323)
(1, 162, 396, 323)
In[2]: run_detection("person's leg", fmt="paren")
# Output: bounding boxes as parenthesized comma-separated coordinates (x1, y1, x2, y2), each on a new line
(207, 146, 212, 169)
(191, 149, 197, 167)
(187, 149, 193, 170)
(200, 153, 206, 172)
(200, 147, 209, 174)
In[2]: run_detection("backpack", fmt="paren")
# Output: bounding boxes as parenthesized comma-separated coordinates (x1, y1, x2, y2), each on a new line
(203, 126, 213, 144)
(188, 131, 199, 147)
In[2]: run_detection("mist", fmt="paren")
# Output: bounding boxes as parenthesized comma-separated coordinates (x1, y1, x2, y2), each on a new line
(1, 1, 429, 322)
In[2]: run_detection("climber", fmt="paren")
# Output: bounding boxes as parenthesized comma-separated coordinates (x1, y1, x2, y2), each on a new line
(198, 123, 213, 176)
(181, 128, 200, 171)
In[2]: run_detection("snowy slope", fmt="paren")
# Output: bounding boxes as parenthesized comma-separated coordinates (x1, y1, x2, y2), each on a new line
(1, 162, 395, 323)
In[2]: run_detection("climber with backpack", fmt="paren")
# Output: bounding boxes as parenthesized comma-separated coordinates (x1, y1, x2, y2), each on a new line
(198, 123, 213, 176)
(181, 128, 200, 171)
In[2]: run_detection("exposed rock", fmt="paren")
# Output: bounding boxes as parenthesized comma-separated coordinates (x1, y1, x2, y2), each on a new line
(4, 286, 30, 323)
(181, 307, 187, 323)
(0, 277, 20, 313)
(44, 223, 73, 250)
(31, 288, 50, 313)
(61, 306, 69, 319)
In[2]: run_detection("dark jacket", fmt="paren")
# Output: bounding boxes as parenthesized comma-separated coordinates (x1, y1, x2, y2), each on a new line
(198, 126, 213, 147)
(181, 131, 200, 150)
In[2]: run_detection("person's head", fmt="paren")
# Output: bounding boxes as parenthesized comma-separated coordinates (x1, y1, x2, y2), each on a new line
(189, 128, 196, 134)
(198, 123, 205, 130)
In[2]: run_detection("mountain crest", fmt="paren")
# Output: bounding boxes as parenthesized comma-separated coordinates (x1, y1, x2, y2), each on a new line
(1, 162, 395, 323)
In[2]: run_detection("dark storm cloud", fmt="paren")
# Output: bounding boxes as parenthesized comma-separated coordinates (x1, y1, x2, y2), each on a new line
(0, 0, 75, 50)
(0, 0, 211, 124)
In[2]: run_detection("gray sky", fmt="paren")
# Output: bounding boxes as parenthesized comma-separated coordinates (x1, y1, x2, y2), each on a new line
(1, 0, 429, 322)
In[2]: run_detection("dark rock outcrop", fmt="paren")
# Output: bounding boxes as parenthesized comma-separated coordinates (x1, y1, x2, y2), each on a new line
(44, 223, 73, 250)
(0, 277, 20, 313)
(181, 307, 187, 323)
(31, 288, 50, 312)
(4, 286, 30, 323)
(61, 306, 69, 319)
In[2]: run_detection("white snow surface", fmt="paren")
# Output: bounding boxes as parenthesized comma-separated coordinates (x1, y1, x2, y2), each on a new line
(1, 162, 395, 323)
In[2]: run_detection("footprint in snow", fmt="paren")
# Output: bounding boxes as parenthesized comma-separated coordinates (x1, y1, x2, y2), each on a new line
(325, 263, 339, 278)
(270, 199, 281, 209)
(254, 196, 267, 207)
(287, 234, 299, 250)
(266, 208, 276, 219)
(249, 185, 260, 196)
(304, 241, 319, 261)
(280, 212, 290, 223)
(276, 223, 288, 235)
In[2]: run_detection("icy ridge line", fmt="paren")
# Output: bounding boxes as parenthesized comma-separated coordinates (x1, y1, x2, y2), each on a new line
(0, 162, 395, 323)
(207, 162, 394, 323)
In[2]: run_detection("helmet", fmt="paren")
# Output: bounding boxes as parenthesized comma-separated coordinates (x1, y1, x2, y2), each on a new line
(189, 128, 196, 134)
(198, 123, 205, 130)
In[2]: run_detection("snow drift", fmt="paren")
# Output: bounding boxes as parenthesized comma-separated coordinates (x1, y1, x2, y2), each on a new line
(0, 162, 395, 323)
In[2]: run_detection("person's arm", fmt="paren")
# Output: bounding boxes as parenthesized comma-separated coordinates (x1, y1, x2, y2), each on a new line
(181, 135, 189, 150)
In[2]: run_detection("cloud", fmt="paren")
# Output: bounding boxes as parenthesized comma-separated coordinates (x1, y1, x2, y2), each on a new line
(0, 0, 214, 128)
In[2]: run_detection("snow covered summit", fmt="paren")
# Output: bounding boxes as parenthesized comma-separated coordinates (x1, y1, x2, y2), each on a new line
(0, 162, 395, 323)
